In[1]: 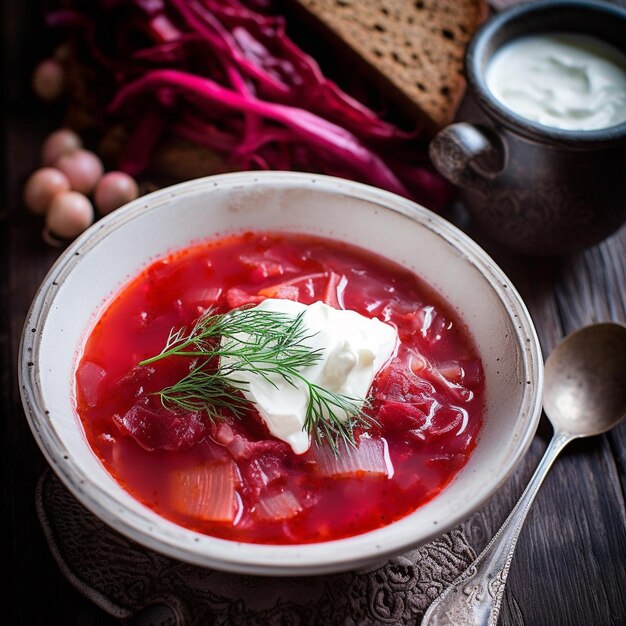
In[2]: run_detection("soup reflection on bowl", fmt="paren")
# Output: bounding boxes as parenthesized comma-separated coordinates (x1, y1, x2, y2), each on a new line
(20, 172, 543, 575)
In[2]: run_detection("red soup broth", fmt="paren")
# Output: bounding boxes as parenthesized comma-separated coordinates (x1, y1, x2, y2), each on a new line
(75, 232, 484, 544)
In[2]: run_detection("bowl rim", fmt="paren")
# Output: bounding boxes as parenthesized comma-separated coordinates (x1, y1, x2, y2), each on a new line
(19, 171, 544, 575)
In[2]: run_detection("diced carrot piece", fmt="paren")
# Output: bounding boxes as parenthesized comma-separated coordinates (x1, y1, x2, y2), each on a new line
(169, 462, 237, 523)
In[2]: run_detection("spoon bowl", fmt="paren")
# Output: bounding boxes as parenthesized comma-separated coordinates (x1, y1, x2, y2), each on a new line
(544, 322, 626, 436)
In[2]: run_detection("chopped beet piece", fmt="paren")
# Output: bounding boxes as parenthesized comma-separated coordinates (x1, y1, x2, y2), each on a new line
(240, 455, 286, 499)
(214, 421, 289, 461)
(226, 433, 289, 460)
(377, 400, 427, 431)
(113, 396, 206, 452)
(76, 360, 107, 407)
(374, 364, 435, 404)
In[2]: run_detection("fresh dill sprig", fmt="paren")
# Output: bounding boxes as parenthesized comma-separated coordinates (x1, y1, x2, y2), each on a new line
(139, 306, 374, 449)
(157, 363, 251, 421)
(301, 380, 374, 451)
(140, 306, 320, 365)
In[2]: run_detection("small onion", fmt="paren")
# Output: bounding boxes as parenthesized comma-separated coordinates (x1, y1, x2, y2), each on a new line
(94, 171, 139, 215)
(55, 149, 104, 194)
(32, 59, 65, 101)
(42, 129, 82, 166)
(23, 167, 70, 215)
(46, 191, 94, 240)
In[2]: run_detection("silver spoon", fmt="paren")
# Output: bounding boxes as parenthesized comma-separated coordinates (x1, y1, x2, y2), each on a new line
(422, 322, 626, 626)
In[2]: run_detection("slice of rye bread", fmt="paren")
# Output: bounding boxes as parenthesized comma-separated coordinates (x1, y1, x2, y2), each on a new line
(283, 0, 488, 132)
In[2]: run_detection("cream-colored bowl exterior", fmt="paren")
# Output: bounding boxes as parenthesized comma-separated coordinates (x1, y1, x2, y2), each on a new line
(20, 172, 543, 575)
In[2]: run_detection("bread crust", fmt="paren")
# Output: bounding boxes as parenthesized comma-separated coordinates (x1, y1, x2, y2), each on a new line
(283, 0, 488, 132)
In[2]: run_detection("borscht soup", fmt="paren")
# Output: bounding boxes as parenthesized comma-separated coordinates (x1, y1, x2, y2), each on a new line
(75, 232, 484, 544)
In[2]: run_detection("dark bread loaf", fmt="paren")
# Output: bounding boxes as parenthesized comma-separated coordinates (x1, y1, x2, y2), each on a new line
(283, 0, 488, 131)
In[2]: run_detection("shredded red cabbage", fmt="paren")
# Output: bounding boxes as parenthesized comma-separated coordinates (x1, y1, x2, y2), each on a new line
(46, 0, 452, 209)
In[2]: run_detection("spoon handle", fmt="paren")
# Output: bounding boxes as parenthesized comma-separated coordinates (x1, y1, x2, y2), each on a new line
(421, 430, 573, 626)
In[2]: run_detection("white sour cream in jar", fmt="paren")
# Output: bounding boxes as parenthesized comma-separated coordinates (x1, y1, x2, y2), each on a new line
(485, 33, 626, 130)
(220, 299, 398, 454)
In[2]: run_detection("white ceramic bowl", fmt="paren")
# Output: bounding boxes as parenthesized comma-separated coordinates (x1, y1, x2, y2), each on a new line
(20, 172, 543, 575)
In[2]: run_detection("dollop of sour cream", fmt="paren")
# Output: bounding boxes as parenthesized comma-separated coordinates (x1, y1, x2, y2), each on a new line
(485, 33, 626, 131)
(220, 299, 398, 454)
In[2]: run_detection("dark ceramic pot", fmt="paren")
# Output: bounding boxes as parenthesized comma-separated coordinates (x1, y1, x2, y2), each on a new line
(429, 0, 626, 256)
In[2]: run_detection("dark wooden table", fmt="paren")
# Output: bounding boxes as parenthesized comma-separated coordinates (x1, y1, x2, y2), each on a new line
(2, 2, 625, 625)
